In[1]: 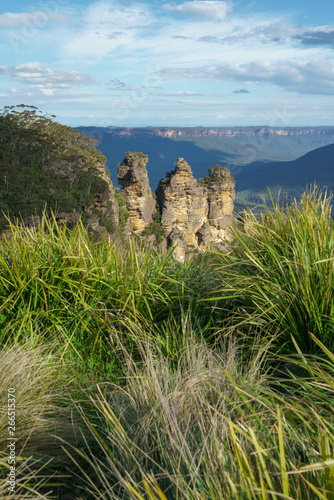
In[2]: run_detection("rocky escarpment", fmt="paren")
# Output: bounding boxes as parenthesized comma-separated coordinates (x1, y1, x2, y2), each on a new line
(89, 160, 120, 238)
(156, 159, 235, 262)
(83, 126, 334, 141)
(117, 152, 156, 233)
(44, 157, 120, 239)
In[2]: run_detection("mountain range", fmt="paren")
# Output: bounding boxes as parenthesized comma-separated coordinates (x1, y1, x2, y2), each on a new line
(234, 143, 334, 209)
(77, 126, 334, 208)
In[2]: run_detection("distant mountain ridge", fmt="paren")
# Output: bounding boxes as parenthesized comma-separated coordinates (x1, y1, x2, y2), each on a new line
(77, 125, 334, 188)
(77, 125, 334, 209)
(234, 143, 334, 208)
(83, 125, 334, 139)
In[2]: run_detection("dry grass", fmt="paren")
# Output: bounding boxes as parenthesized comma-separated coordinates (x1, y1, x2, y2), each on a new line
(0, 342, 80, 499)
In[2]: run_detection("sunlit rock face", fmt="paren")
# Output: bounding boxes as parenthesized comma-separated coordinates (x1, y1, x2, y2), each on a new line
(205, 165, 235, 250)
(117, 152, 156, 233)
(156, 159, 235, 261)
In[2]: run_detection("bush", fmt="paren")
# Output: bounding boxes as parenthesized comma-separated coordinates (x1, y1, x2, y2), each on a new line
(141, 211, 166, 245)
(211, 186, 334, 354)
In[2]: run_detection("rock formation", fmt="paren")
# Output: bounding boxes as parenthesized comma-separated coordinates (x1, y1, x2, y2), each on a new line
(156, 158, 208, 261)
(205, 165, 235, 248)
(156, 159, 235, 261)
(28, 156, 120, 240)
(117, 152, 156, 233)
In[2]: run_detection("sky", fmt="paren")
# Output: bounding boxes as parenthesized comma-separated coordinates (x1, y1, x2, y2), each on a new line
(0, 0, 334, 127)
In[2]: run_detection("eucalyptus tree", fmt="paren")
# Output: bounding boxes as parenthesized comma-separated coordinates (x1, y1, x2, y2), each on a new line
(0, 105, 109, 228)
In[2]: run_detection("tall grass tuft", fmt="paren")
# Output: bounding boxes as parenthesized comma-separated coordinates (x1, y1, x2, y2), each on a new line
(211, 186, 334, 354)
(64, 333, 334, 499)
(0, 213, 219, 375)
(0, 342, 76, 498)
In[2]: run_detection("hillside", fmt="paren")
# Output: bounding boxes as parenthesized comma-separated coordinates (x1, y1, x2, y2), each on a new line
(234, 143, 334, 208)
(0, 105, 120, 236)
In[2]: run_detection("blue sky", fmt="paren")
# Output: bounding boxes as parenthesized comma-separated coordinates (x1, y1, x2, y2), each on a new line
(0, 0, 333, 127)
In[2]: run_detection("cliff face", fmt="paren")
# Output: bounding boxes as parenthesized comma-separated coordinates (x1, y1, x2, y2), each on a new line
(156, 158, 208, 261)
(151, 127, 334, 138)
(92, 126, 334, 140)
(31, 156, 120, 239)
(89, 159, 120, 239)
(156, 159, 235, 261)
(117, 152, 156, 233)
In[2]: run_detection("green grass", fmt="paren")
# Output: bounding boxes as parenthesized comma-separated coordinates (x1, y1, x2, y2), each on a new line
(0, 187, 333, 499)
(63, 335, 334, 500)
(211, 186, 334, 355)
(0, 213, 219, 376)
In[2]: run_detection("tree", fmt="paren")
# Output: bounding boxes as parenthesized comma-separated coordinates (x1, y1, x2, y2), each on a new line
(0, 105, 109, 229)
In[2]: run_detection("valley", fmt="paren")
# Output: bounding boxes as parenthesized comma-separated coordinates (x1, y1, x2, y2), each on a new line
(78, 125, 334, 210)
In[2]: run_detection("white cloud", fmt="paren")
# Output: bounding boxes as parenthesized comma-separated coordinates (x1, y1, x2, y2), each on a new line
(1, 0, 334, 126)
(159, 59, 334, 95)
(161, 90, 206, 95)
(59, 1, 331, 70)
(0, 63, 97, 95)
(196, 22, 308, 45)
(64, 0, 152, 58)
(0, 11, 67, 28)
(162, 1, 232, 21)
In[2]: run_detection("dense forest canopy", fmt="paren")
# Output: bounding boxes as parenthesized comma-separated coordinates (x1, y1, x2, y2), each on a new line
(0, 105, 109, 229)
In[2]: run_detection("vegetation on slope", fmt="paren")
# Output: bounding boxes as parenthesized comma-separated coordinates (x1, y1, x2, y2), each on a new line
(0, 105, 109, 230)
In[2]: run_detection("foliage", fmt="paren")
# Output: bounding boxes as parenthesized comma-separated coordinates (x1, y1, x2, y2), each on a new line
(199, 164, 235, 186)
(66, 336, 334, 500)
(157, 167, 177, 188)
(0, 105, 109, 230)
(98, 214, 115, 233)
(141, 210, 166, 245)
(114, 189, 129, 236)
(211, 186, 334, 355)
(124, 151, 148, 159)
(0, 213, 218, 373)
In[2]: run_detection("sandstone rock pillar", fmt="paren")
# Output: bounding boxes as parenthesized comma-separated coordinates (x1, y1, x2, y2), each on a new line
(117, 152, 156, 233)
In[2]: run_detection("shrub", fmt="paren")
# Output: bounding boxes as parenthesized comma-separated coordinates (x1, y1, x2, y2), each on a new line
(114, 190, 129, 236)
(211, 186, 334, 354)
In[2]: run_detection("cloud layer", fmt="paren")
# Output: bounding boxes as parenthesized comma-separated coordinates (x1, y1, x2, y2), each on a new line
(0, 63, 97, 95)
(0, 0, 333, 126)
(159, 59, 334, 95)
(162, 1, 232, 21)
(0, 11, 67, 28)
